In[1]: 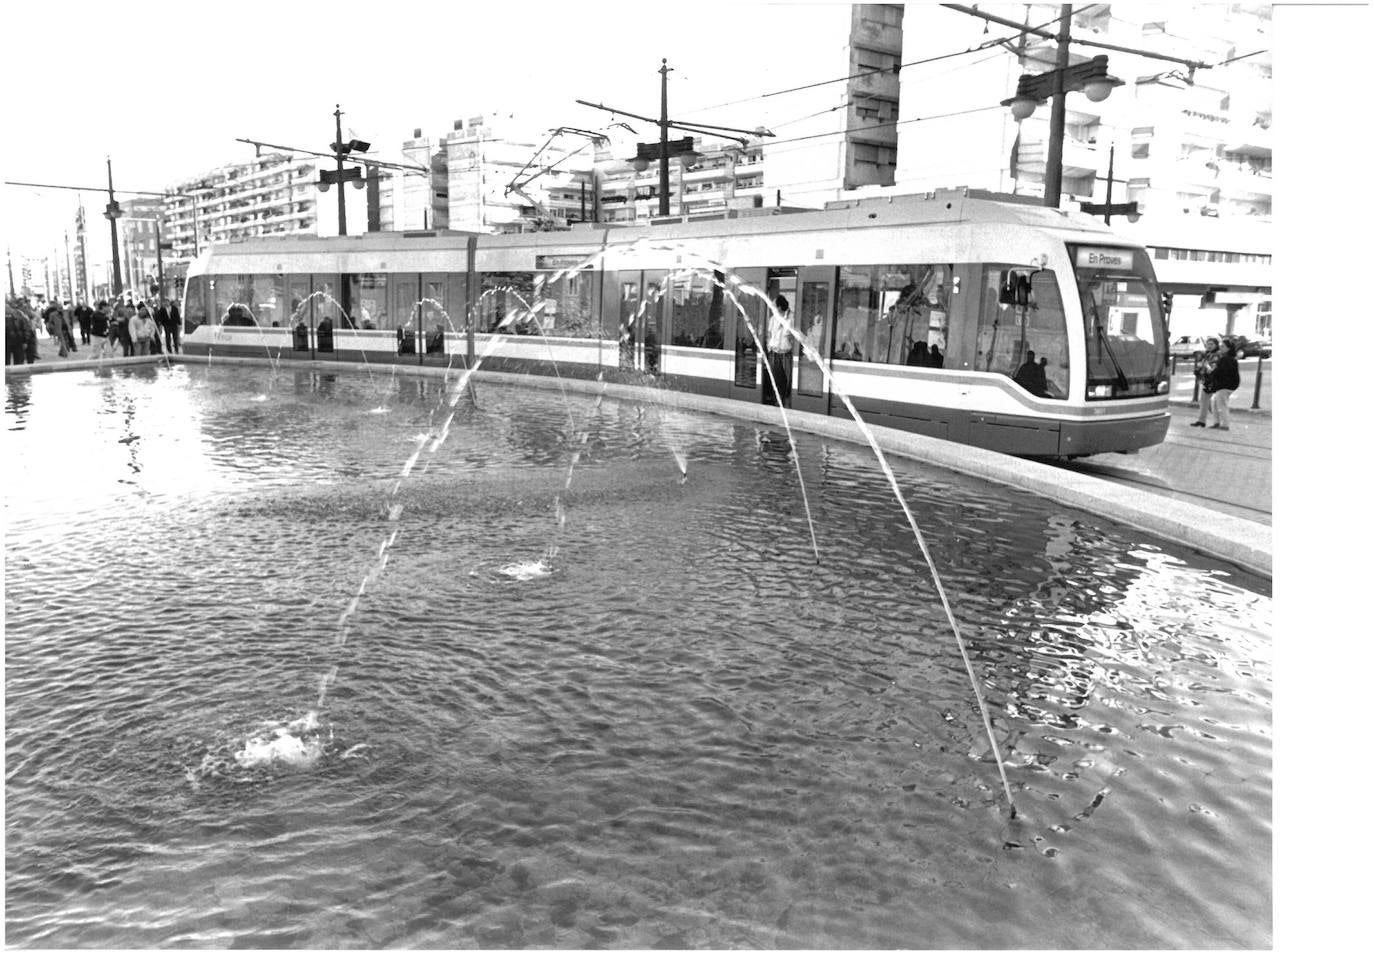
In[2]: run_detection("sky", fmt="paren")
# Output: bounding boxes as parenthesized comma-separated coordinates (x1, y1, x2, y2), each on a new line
(0, 1, 1359, 264)
(1, 0, 900, 259)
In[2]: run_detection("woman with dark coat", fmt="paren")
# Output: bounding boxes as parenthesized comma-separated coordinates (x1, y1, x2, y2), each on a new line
(1190, 338, 1221, 427)
(1208, 338, 1242, 430)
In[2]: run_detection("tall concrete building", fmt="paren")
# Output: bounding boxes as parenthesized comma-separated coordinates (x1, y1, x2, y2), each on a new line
(162, 153, 325, 262)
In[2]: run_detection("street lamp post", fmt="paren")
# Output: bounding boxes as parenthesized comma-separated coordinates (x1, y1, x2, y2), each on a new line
(1043, 5, 1072, 209)
(104, 156, 124, 298)
(1001, 6, 1123, 209)
(659, 59, 671, 217)
(316, 105, 369, 236)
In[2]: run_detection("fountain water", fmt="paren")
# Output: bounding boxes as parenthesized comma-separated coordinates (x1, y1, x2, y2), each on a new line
(3, 347, 1273, 947)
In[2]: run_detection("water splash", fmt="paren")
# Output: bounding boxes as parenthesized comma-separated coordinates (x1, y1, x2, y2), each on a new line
(498, 559, 554, 581)
(234, 711, 330, 770)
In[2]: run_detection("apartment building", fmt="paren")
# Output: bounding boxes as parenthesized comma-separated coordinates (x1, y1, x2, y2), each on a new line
(162, 153, 324, 263)
(894, 3, 1272, 335)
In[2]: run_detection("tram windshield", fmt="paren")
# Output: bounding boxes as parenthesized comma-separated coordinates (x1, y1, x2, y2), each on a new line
(1071, 245, 1168, 397)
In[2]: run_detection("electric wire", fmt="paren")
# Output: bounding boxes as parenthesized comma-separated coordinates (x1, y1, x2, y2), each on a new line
(678, 7, 1091, 117)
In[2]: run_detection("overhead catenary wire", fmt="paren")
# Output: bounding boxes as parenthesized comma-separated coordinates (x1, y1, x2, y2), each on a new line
(677, 6, 1092, 118)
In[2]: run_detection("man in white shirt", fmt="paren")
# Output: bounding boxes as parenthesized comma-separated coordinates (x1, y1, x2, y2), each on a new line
(765, 295, 795, 408)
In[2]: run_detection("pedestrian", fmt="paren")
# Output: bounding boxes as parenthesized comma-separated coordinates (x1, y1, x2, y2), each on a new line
(764, 294, 795, 407)
(1208, 337, 1242, 430)
(5, 298, 35, 365)
(59, 299, 77, 351)
(1189, 337, 1221, 428)
(154, 297, 182, 354)
(90, 300, 110, 343)
(73, 299, 92, 345)
(43, 300, 70, 358)
(130, 303, 156, 355)
(113, 302, 134, 356)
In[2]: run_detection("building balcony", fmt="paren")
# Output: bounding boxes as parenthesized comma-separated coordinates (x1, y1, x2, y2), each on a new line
(1217, 162, 1272, 200)
(1222, 121, 1272, 158)
(1015, 136, 1100, 179)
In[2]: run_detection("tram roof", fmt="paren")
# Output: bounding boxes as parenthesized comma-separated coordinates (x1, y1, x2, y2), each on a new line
(201, 188, 1119, 259)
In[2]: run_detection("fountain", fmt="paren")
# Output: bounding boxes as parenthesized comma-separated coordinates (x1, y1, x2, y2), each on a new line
(2, 247, 1271, 949)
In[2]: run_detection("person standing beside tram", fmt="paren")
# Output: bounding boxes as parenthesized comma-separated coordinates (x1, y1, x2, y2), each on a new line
(1207, 337, 1242, 431)
(1189, 337, 1221, 428)
(765, 295, 796, 408)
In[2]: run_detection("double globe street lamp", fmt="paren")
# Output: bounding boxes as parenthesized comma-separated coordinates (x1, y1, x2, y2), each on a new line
(1000, 48, 1123, 209)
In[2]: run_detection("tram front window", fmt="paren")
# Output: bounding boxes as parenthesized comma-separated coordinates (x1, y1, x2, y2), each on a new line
(1071, 246, 1168, 397)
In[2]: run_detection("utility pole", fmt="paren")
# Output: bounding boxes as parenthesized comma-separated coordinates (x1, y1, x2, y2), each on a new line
(154, 219, 165, 298)
(105, 157, 123, 298)
(1043, 4, 1073, 209)
(659, 59, 671, 217)
(576, 62, 773, 220)
(64, 231, 74, 301)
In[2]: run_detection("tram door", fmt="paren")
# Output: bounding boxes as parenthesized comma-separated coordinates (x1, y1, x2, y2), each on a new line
(615, 270, 665, 375)
(794, 267, 836, 413)
(761, 268, 797, 405)
(392, 274, 420, 352)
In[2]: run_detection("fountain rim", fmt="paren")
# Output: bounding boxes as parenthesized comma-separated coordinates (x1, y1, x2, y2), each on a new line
(4, 354, 1271, 580)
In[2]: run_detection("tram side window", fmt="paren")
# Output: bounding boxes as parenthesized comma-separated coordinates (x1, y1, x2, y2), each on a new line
(535, 268, 597, 339)
(668, 268, 726, 348)
(836, 267, 875, 361)
(612, 272, 636, 368)
(875, 264, 950, 366)
(215, 275, 256, 327)
(975, 265, 1069, 399)
(351, 274, 387, 330)
(477, 272, 535, 332)
(184, 278, 208, 333)
(251, 274, 284, 329)
(835, 264, 951, 366)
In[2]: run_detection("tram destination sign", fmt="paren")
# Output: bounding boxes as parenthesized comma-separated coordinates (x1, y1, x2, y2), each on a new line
(1075, 248, 1136, 271)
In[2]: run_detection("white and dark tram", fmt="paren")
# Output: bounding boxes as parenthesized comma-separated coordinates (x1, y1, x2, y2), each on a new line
(181, 188, 1172, 459)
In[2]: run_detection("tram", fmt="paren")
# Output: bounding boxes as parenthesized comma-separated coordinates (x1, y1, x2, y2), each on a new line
(181, 188, 1171, 458)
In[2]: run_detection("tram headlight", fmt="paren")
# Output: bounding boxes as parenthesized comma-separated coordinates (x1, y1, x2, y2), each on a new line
(1156, 379, 1170, 395)
(1088, 384, 1115, 399)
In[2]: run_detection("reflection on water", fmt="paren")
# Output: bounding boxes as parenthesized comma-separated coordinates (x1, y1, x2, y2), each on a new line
(5, 364, 1271, 948)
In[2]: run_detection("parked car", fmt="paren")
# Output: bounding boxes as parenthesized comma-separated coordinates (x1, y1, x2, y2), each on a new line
(1169, 334, 1209, 360)
(1230, 335, 1272, 359)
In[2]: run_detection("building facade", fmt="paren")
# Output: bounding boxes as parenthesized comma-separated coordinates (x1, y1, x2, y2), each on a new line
(162, 153, 324, 263)
(894, 3, 1272, 336)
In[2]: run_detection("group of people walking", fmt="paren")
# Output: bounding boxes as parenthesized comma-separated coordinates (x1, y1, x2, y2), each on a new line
(1191, 336, 1242, 430)
(4, 295, 182, 365)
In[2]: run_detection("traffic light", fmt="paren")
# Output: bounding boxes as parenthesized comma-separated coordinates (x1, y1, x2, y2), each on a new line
(1161, 291, 1173, 321)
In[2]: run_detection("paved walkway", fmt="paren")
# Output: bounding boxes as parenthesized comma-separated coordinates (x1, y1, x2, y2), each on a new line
(1066, 360, 1273, 525)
